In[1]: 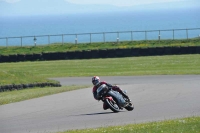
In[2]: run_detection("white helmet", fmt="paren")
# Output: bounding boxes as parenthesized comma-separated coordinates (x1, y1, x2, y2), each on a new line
(92, 76, 100, 86)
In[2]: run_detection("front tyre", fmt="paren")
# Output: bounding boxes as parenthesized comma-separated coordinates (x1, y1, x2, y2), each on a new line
(105, 98, 120, 112)
(125, 102, 134, 111)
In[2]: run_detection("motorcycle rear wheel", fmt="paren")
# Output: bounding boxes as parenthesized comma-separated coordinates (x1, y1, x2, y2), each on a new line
(105, 99, 120, 112)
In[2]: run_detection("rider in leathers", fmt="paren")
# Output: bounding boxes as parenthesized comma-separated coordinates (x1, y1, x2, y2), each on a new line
(92, 76, 130, 110)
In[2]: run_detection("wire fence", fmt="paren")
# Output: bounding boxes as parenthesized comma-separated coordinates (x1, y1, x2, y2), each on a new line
(0, 28, 200, 47)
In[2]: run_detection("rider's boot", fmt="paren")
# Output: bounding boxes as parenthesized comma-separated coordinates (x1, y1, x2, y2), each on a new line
(103, 102, 109, 110)
(112, 86, 131, 102)
(120, 91, 131, 102)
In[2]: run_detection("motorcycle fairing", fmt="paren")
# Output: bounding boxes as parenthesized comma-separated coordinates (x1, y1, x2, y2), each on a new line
(97, 84, 107, 94)
(107, 90, 127, 107)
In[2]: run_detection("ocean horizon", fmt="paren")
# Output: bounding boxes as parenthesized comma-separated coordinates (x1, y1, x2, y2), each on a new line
(0, 9, 200, 46)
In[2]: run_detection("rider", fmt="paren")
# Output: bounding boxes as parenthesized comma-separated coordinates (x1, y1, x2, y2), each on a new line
(92, 76, 131, 110)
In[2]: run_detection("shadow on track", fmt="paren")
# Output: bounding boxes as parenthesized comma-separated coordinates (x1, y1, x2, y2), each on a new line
(83, 112, 115, 115)
(75, 111, 126, 116)
(66, 111, 126, 118)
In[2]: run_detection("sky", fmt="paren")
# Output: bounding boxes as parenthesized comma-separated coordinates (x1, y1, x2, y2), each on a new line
(65, 0, 184, 7)
(0, 0, 188, 6)
(0, 0, 200, 16)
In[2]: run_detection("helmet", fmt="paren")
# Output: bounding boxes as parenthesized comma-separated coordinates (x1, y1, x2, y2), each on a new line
(92, 76, 100, 86)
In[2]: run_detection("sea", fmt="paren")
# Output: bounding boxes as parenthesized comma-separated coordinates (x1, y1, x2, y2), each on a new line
(0, 8, 200, 46)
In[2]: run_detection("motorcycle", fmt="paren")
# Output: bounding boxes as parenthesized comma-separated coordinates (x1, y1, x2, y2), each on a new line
(97, 84, 134, 112)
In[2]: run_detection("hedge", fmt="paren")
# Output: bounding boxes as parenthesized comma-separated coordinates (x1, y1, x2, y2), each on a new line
(0, 82, 61, 92)
(0, 46, 200, 63)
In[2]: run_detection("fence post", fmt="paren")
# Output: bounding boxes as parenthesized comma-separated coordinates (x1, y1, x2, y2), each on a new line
(6, 37, 8, 47)
(158, 30, 161, 44)
(103, 33, 105, 43)
(21, 37, 22, 47)
(62, 34, 64, 45)
(131, 31, 133, 41)
(117, 32, 119, 43)
(186, 29, 188, 40)
(33, 36, 37, 46)
(75, 34, 78, 44)
(173, 29, 174, 40)
(90, 33, 91, 44)
(48, 35, 50, 45)
(158, 35, 161, 42)
(145, 31, 147, 40)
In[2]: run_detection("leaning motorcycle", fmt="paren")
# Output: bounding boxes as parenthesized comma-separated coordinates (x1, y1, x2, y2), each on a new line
(97, 84, 134, 112)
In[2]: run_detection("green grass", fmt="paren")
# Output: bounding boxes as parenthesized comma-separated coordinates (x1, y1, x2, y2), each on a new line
(0, 54, 200, 85)
(0, 39, 199, 55)
(0, 70, 56, 85)
(59, 117, 200, 133)
(0, 85, 90, 105)
(0, 54, 199, 105)
(0, 54, 199, 132)
(1, 40, 199, 132)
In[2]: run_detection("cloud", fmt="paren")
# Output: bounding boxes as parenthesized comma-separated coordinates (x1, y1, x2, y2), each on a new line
(64, 0, 185, 7)
(0, 0, 21, 3)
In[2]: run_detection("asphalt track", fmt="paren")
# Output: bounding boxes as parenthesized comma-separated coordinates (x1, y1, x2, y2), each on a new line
(0, 75, 200, 133)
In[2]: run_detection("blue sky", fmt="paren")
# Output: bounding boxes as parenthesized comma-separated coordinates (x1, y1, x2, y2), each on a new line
(0, 0, 189, 6)
(0, 0, 200, 16)
(65, 0, 184, 7)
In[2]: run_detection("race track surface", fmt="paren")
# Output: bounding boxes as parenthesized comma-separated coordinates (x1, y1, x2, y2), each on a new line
(0, 75, 200, 133)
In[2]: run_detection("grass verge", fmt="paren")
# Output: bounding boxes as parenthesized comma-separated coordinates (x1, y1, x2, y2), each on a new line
(0, 85, 90, 105)
(0, 54, 200, 85)
(59, 116, 200, 133)
(0, 39, 200, 55)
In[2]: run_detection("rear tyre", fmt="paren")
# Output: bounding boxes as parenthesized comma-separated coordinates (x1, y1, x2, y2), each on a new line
(105, 98, 120, 112)
(125, 102, 134, 111)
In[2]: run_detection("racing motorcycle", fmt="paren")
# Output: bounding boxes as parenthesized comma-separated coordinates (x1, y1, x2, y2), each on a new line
(97, 84, 134, 112)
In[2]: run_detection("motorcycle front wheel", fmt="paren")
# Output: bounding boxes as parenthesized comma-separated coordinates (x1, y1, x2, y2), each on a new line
(105, 98, 120, 112)
(125, 102, 134, 111)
